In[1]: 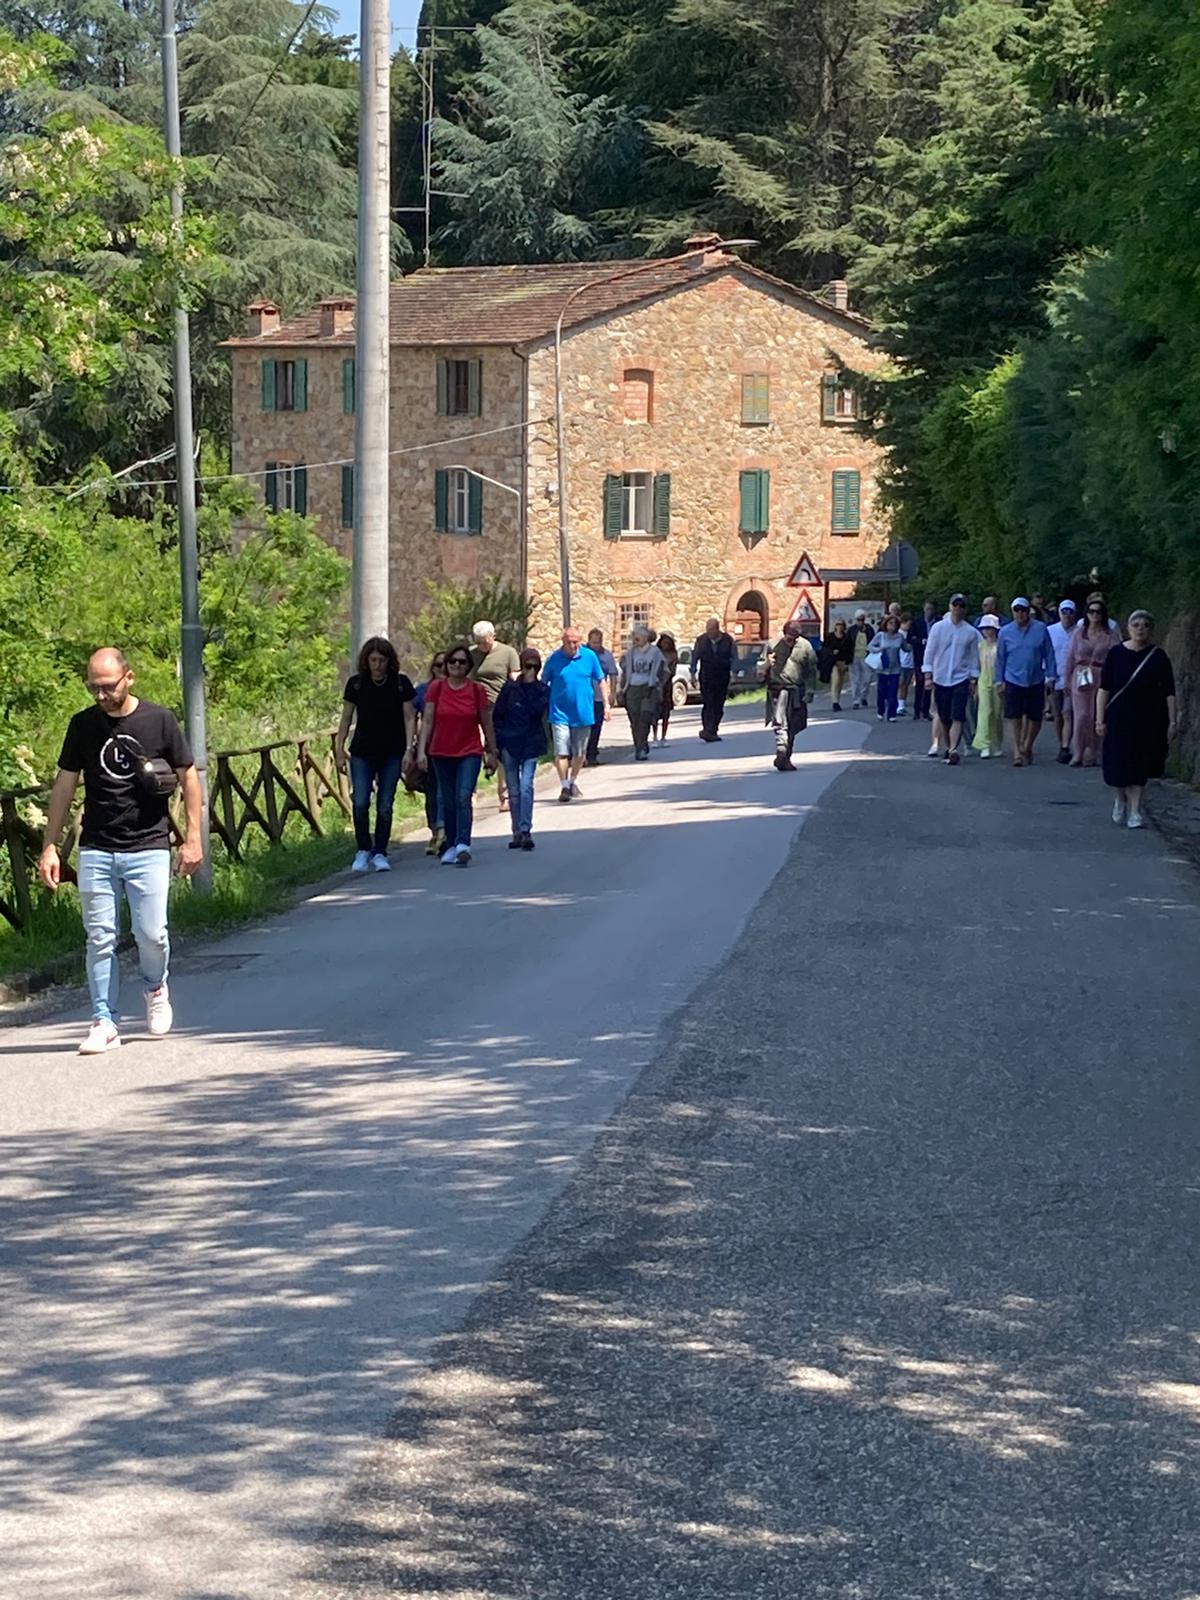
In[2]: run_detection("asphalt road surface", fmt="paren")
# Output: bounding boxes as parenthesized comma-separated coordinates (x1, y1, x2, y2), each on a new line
(3, 704, 1197, 1598)
(1, 699, 868, 1600)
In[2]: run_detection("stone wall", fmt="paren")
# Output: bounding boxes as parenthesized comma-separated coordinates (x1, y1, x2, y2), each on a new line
(230, 342, 527, 663)
(523, 271, 888, 653)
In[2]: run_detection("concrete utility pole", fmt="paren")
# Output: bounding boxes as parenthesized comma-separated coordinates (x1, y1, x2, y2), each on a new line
(352, 0, 391, 651)
(160, 0, 211, 890)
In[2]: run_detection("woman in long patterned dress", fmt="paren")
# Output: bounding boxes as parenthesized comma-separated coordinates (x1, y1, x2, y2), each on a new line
(1063, 597, 1117, 766)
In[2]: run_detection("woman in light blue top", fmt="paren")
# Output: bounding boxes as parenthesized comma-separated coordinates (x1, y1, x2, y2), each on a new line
(869, 615, 905, 721)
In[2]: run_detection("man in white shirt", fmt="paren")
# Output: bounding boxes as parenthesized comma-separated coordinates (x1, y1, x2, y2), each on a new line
(1046, 599, 1078, 763)
(922, 593, 981, 766)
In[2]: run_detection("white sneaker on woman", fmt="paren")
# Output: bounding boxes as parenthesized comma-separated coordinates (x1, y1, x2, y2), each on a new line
(1111, 799, 1126, 825)
(351, 849, 371, 873)
(370, 853, 391, 871)
(1126, 812, 1145, 829)
(440, 846, 458, 865)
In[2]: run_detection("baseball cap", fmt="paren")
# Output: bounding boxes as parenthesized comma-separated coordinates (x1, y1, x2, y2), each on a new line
(1011, 596, 1031, 609)
(1058, 598, 1076, 613)
(854, 609, 866, 620)
(950, 592, 967, 605)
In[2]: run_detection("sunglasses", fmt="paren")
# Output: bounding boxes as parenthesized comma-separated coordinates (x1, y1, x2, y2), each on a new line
(432, 658, 447, 669)
(447, 657, 471, 669)
(1087, 607, 1103, 615)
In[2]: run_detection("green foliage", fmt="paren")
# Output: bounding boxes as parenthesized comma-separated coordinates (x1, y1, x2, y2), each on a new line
(409, 577, 530, 669)
(433, 0, 634, 263)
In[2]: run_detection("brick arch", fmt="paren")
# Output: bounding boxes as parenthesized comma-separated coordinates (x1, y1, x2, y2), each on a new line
(722, 577, 771, 643)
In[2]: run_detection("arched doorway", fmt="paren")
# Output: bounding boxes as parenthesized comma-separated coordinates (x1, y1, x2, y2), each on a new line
(732, 589, 769, 643)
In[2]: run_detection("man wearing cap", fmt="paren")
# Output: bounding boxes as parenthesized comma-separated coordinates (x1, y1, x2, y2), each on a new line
(1047, 599, 1079, 762)
(847, 610, 875, 709)
(922, 594, 980, 765)
(996, 598, 1058, 767)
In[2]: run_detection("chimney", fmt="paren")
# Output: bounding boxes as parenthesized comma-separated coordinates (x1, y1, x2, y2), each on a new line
(246, 299, 280, 337)
(318, 296, 356, 338)
(682, 231, 731, 271)
(826, 279, 850, 312)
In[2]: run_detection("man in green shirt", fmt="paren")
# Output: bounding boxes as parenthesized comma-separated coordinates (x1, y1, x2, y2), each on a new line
(470, 620, 521, 810)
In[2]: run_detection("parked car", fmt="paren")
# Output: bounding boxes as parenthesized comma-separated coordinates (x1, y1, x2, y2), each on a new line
(670, 642, 765, 707)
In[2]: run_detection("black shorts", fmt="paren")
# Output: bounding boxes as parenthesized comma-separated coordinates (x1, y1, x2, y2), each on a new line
(1004, 683, 1046, 722)
(934, 681, 970, 725)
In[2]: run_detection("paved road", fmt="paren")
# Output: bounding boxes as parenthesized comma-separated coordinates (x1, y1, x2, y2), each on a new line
(0, 699, 868, 1600)
(293, 721, 1200, 1600)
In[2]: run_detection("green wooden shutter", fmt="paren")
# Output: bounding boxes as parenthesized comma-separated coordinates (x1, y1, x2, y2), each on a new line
(261, 359, 276, 411)
(739, 469, 768, 534)
(293, 463, 307, 515)
(742, 374, 769, 424)
(467, 472, 482, 534)
(652, 472, 671, 536)
(293, 359, 307, 413)
(831, 469, 861, 532)
(603, 474, 623, 539)
(822, 374, 839, 422)
(264, 461, 278, 511)
(343, 358, 355, 414)
(467, 359, 482, 418)
(341, 464, 354, 527)
(434, 469, 449, 532)
(436, 359, 449, 416)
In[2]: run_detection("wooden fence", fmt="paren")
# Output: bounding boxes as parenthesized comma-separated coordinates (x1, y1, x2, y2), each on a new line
(0, 731, 350, 932)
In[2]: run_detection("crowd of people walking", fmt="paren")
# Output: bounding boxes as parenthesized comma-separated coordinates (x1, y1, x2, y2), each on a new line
(816, 593, 1179, 826)
(34, 590, 1180, 1053)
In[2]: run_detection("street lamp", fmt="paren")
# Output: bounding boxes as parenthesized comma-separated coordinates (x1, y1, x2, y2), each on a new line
(552, 238, 757, 626)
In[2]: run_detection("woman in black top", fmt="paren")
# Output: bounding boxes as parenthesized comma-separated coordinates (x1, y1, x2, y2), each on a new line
(336, 636, 416, 872)
(1096, 610, 1178, 830)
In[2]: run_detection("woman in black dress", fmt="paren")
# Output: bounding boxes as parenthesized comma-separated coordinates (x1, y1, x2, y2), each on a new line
(1096, 610, 1178, 830)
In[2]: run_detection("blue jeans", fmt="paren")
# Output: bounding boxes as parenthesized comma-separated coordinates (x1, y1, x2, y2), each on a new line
(350, 754, 401, 854)
(876, 673, 900, 719)
(77, 848, 171, 1024)
(501, 753, 538, 836)
(431, 754, 482, 849)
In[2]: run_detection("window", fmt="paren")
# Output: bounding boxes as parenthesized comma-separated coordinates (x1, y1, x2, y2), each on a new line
(342, 358, 356, 414)
(822, 373, 858, 422)
(436, 357, 482, 417)
(618, 602, 653, 647)
(602, 472, 671, 538)
(341, 464, 354, 528)
(434, 467, 482, 534)
(260, 358, 307, 412)
(623, 369, 653, 423)
(264, 461, 307, 514)
(831, 468, 861, 534)
(738, 469, 770, 535)
(741, 373, 769, 425)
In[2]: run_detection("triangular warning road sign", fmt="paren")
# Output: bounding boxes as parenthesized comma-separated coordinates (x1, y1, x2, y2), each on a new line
(786, 588, 821, 625)
(787, 551, 822, 587)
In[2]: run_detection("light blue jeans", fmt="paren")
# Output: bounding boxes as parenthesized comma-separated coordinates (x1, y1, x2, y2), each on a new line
(501, 753, 538, 836)
(77, 848, 171, 1024)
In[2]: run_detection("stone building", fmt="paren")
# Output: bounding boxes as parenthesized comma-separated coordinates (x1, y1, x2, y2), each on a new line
(222, 243, 889, 656)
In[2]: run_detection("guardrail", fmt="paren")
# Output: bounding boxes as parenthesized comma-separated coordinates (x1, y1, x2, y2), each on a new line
(0, 731, 350, 932)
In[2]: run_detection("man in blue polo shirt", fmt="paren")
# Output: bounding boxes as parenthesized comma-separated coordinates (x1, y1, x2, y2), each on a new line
(996, 597, 1058, 767)
(542, 628, 609, 802)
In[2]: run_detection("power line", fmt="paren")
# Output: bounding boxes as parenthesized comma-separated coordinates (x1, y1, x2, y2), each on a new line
(211, 0, 322, 173)
(0, 418, 554, 499)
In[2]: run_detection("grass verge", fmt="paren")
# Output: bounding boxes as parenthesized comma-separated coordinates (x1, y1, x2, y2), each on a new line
(0, 790, 428, 985)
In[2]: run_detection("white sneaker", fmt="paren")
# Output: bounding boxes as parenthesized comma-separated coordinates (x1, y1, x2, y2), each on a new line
(1126, 812, 1145, 830)
(79, 1020, 121, 1056)
(440, 846, 458, 865)
(927, 741, 941, 758)
(351, 849, 371, 874)
(146, 984, 173, 1037)
(370, 853, 391, 872)
(1111, 799, 1126, 825)
(455, 845, 472, 867)
(980, 749, 990, 759)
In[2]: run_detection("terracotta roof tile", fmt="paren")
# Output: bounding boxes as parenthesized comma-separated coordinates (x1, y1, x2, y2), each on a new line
(222, 257, 870, 348)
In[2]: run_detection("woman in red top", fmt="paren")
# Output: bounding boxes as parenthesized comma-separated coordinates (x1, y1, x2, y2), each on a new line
(416, 646, 498, 866)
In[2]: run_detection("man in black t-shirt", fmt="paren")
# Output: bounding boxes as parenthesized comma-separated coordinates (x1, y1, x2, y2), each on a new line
(38, 647, 203, 1055)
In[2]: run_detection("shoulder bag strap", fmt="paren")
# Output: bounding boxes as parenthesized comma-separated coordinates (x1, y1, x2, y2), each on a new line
(1105, 647, 1160, 713)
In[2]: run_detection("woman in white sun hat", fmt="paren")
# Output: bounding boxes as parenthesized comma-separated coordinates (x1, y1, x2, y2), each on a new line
(972, 614, 1004, 758)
